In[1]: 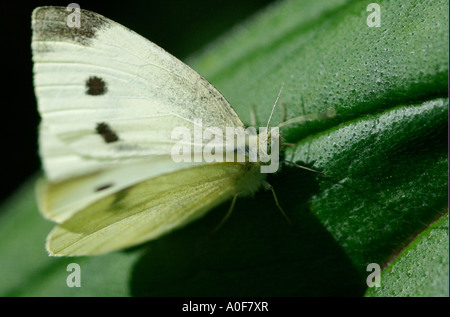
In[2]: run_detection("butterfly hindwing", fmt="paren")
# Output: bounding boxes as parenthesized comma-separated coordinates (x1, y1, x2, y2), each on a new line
(36, 157, 200, 223)
(47, 163, 249, 256)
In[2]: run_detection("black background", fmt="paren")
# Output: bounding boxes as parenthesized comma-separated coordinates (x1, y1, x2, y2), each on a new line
(1, 0, 275, 205)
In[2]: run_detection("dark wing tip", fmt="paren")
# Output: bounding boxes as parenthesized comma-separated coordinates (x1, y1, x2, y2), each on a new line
(32, 6, 110, 46)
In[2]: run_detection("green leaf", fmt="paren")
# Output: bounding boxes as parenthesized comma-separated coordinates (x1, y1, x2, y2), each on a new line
(286, 98, 447, 271)
(0, 0, 447, 296)
(365, 214, 449, 297)
(0, 178, 142, 296)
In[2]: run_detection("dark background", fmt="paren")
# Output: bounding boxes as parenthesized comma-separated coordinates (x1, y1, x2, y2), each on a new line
(1, 0, 275, 204)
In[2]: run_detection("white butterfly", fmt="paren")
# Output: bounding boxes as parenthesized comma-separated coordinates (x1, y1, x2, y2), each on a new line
(32, 6, 289, 256)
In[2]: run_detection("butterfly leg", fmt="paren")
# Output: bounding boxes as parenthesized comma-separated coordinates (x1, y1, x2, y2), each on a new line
(263, 181, 291, 224)
(211, 194, 239, 234)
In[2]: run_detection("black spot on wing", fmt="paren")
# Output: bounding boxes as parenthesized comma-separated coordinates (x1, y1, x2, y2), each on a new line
(32, 6, 109, 46)
(96, 122, 119, 143)
(95, 183, 113, 192)
(86, 76, 107, 95)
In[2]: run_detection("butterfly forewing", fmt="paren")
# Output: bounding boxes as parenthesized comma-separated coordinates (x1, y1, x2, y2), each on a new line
(32, 6, 244, 181)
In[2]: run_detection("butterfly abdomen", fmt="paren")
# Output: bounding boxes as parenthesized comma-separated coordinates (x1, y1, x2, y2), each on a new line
(234, 162, 266, 197)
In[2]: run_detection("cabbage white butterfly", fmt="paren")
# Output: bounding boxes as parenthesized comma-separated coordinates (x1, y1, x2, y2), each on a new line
(32, 6, 295, 256)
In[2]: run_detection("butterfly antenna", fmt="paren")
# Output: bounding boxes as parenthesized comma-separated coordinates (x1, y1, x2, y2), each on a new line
(284, 160, 325, 175)
(266, 82, 285, 130)
(250, 104, 257, 126)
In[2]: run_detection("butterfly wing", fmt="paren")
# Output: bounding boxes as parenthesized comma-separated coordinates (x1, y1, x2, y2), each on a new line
(36, 157, 201, 223)
(32, 7, 247, 225)
(47, 163, 249, 256)
(32, 6, 244, 182)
